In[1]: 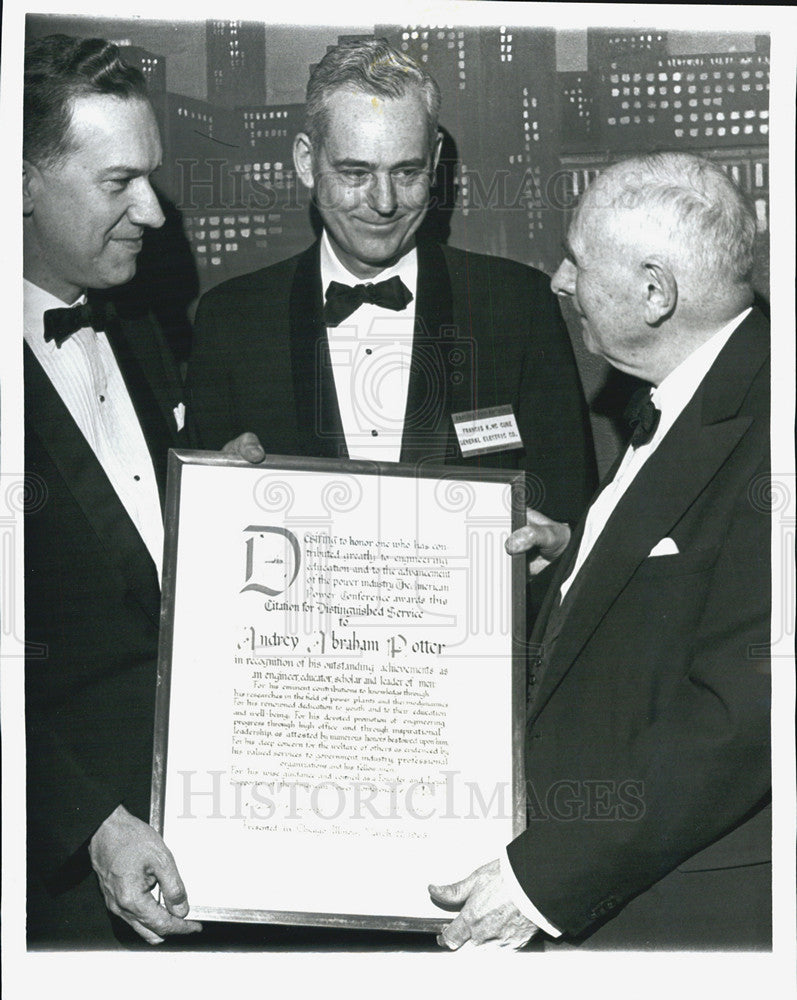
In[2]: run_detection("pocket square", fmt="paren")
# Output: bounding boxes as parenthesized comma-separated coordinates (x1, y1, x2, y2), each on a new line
(173, 402, 186, 432)
(648, 537, 679, 557)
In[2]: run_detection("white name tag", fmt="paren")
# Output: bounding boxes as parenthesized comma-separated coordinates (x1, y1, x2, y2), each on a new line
(451, 404, 524, 458)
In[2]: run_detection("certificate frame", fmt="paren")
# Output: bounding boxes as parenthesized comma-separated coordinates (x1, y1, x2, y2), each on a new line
(151, 450, 528, 933)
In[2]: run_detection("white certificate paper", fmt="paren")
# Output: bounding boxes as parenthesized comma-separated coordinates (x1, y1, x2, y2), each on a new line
(152, 452, 526, 931)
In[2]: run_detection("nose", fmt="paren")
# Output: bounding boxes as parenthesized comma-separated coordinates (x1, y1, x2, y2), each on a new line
(128, 177, 165, 230)
(550, 258, 576, 297)
(368, 172, 398, 216)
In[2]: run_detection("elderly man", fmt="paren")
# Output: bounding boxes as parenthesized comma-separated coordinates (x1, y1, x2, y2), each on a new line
(430, 152, 771, 950)
(24, 35, 261, 948)
(188, 39, 596, 538)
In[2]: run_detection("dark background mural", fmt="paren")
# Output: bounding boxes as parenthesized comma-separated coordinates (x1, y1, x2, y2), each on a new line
(26, 16, 770, 473)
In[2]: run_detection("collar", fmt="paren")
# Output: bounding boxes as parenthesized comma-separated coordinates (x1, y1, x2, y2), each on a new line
(24, 278, 87, 347)
(650, 307, 752, 439)
(319, 229, 418, 295)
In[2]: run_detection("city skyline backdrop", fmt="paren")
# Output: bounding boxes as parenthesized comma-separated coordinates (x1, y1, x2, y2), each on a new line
(25, 17, 761, 105)
(24, 16, 772, 471)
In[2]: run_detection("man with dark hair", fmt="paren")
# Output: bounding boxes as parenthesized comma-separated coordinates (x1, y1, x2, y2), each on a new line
(23, 34, 261, 947)
(189, 39, 596, 536)
(430, 152, 771, 950)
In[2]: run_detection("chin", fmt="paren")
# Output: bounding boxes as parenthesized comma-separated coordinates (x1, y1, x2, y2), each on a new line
(103, 264, 138, 288)
(363, 240, 411, 266)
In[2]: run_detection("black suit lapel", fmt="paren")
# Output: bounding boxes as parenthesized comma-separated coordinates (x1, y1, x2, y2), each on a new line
(532, 309, 769, 713)
(400, 241, 462, 467)
(530, 432, 632, 641)
(103, 310, 176, 510)
(288, 243, 347, 459)
(24, 343, 161, 622)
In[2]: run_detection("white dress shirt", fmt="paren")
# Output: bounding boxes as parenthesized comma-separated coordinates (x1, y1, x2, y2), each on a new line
(24, 279, 165, 579)
(320, 231, 418, 461)
(504, 307, 752, 935)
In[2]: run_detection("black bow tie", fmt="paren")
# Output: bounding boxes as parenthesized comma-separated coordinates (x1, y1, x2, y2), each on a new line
(43, 300, 108, 348)
(624, 386, 661, 447)
(323, 276, 413, 327)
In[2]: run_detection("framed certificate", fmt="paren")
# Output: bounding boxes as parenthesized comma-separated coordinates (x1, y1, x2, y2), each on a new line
(151, 451, 527, 932)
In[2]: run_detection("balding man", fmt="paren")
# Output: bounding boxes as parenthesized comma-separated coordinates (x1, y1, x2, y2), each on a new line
(430, 152, 771, 950)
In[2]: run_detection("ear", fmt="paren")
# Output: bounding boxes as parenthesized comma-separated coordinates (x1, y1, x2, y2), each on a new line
(23, 159, 41, 216)
(431, 130, 443, 174)
(293, 132, 315, 191)
(642, 257, 677, 324)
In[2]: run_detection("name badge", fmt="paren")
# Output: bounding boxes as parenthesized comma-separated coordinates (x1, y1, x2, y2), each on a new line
(451, 404, 524, 458)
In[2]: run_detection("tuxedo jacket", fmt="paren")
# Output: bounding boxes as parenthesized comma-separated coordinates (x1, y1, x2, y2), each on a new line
(507, 308, 771, 945)
(188, 240, 597, 526)
(25, 305, 186, 913)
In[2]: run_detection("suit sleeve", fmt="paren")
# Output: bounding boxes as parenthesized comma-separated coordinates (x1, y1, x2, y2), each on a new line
(507, 452, 771, 936)
(26, 710, 151, 887)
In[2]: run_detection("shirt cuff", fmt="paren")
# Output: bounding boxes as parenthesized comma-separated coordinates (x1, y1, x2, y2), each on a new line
(500, 850, 562, 938)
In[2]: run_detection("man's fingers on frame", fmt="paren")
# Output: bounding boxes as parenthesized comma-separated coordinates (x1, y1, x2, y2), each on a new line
(437, 932, 465, 951)
(429, 868, 478, 907)
(154, 863, 190, 915)
(126, 917, 165, 945)
(120, 889, 201, 937)
(505, 526, 538, 554)
(102, 889, 164, 944)
(428, 882, 460, 908)
(437, 917, 473, 950)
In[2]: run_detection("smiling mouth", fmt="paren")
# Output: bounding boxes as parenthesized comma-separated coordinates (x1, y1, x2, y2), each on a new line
(356, 218, 400, 228)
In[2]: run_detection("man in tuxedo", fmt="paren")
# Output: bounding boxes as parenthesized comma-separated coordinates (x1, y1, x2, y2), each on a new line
(429, 152, 771, 949)
(188, 39, 596, 532)
(23, 35, 262, 947)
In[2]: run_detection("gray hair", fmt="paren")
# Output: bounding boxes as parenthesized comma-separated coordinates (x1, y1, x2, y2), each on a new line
(304, 39, 441, 154)
(582, 152, 757, 287)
